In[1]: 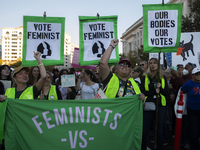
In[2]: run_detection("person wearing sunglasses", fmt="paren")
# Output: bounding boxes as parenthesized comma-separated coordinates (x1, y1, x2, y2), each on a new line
(140, 60, 148, 74)
(181, 66, 200, 150)
(99, 39, 145, 100)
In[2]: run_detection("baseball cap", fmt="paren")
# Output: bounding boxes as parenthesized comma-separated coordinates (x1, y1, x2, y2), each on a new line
(13, 65, 30, 77)
(118, 59, 131, 66)
(192, 66, 200, 74)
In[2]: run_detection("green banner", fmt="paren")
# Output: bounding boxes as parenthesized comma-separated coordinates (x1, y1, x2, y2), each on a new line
(22, 16, 65, 67)
(79, 16, 119, 66)
(2, 95, 143, 150)
(143, 3, 182, 53)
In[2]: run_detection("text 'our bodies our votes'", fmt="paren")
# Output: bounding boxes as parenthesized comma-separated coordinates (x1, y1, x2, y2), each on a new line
(27, 23, 60, 40)
(84, 23, 114, 40)
(149, 11, 176, 46)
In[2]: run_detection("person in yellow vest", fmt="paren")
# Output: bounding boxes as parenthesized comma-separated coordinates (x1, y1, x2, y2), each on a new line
(0, 52, 46, 102)
(38, 71, 62, 100)
(140, 57, 169, 150)
(99, 39, 145, 101)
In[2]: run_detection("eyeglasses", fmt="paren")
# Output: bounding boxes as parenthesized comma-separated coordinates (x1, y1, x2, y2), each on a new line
(194, 72, 200, 76)
(140, 64, 144, 66)
(119, 62, 131, 68)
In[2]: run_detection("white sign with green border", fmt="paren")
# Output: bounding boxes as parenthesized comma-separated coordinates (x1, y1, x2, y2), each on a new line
(22, 16, 65, 66)
(79, 16, 119, 66)
(143, 4, 182, 53)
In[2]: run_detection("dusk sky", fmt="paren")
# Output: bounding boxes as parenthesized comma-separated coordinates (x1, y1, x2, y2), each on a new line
(0, 0, 170, 53)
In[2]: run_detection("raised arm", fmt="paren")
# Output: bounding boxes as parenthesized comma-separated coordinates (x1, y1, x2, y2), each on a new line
(100, 39, 119, 81)
(34, 52, 46, 92)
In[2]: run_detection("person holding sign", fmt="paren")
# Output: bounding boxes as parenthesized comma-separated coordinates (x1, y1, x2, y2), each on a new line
(39, 71, 62, 100)
(0, 52, 46, 102)
(76, 69, 99, 100)
(100, 39, 145, 100)
(140, 58, 169, 150)
(54, 69, 76, 100)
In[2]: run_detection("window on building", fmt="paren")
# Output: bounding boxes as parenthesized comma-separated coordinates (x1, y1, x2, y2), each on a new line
(5, 45, 7, 47)
(5, 38, 7, 40)
(19, 32, 22, 34)
(12, 38, 17, 40)
(129, 43, 131, 50)
(12, 53, 17, 55)
(12, 45, 17, 47)
(12, 34, 17, 37)
(12, 42, 17, 44)
(6, 31, 9, 34)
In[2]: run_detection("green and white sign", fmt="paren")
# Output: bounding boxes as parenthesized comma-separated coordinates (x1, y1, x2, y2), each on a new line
(22, 16, 65, 66)
(1, 95, 143, 150)
(143, 4, 182, 53)
(79, 16, 119, 66)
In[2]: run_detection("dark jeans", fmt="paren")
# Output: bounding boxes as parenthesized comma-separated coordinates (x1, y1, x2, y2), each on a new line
(187, 107, 200, 150)
(141, 106, 167, 150)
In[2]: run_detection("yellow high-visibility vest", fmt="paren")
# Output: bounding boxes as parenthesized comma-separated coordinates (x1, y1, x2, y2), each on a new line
(144, 75, 166, 106)
(105, 73, 141, 98)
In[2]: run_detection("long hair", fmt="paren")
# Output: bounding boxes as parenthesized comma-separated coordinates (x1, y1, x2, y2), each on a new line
(28, 66, 41, 86)
(0, 65, 12, 80)
(84, 70, 98, 83)
(146, 58, 164, 80)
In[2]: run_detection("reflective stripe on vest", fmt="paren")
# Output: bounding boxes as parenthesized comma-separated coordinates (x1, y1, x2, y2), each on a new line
(105, 73, 141, 98)
(144, 75, 166, 106)
(48, 85, 58, 100)
(5, 87, 34, 99)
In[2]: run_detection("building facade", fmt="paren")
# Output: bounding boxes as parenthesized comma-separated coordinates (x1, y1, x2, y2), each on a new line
(120, 0, 191, 56)
(1, 26, 23, 64)
(1, 26, 78, 67)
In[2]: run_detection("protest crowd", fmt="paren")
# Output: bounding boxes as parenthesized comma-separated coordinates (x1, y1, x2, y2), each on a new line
(0, 39, 200, 150)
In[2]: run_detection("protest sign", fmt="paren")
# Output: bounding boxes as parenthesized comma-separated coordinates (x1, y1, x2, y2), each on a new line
(71, 48, 96, 70)
(79, 16, 119, 66)
(2, 96, 143, 150)
(143, 3, 182, 53)
(22, 16, 65, 66)
(61, 74, 75, 87)
(172, 32, 200, 67)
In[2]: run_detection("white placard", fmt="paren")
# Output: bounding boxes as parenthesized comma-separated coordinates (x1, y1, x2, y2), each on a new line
(61, 75, 75, 87)
(26, 22, 61, 60)
(83, 21, 115, 61)
(148, 10, 178, 47)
